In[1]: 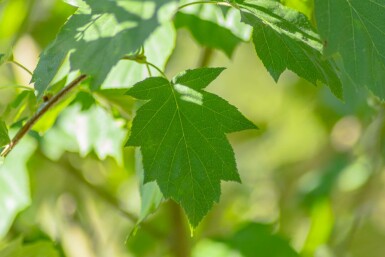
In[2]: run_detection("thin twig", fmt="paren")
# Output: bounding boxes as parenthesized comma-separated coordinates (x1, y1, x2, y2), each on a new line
(145, 62, 167, 78)
(0, 74, 87, 157)
(8, 60, 33, 76)
(177, 0, 231, 11)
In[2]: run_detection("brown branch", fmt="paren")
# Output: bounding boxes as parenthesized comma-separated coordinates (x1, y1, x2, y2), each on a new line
(1, 74, 87, 157)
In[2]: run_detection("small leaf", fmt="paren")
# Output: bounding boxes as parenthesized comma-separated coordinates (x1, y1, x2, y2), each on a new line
(0, 121, 10, 147)
(238, 0, 342, 98)
(126, 67, 257, 227)
(0, 136, 36, 239)
(315, 0, 385, 98)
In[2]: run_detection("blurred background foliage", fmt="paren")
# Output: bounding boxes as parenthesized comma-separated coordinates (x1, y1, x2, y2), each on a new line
(1, 0, 385, 257)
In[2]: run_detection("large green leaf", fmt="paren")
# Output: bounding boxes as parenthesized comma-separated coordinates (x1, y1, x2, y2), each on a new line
(175, 2, 251, 57)
(32, 0, 179, 96)
(315, 0, 385, 98)
(0, 120, 10, 147)
(237, 0, 342, 98)
(0, 136, 36, 239)
(126, 68, 257, 226)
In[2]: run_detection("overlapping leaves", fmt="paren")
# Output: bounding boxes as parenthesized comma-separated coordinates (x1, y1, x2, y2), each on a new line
(315, 0, 385, 98)
(32, 0, 179, 96)
(126, 68, 256, 226)
(236, 0, 342, 98)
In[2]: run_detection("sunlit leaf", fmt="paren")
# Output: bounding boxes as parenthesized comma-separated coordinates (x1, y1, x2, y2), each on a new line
(32, 0, 179, 96)
(126, 67, 256, 226)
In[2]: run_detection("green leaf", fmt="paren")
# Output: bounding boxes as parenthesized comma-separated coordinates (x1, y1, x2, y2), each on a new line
(101, 21, 176, 89)
(126, 67, 257, 227)
(0, 238, 60, 257)
(175, 3, 251, 57)
(238, 0, 342, 98)
(222, 223, 300, 257)
(0, 121, 10, 147)
(32, 0, 179, 96)
(0, 136, 36, 239)
(315, 0, 385, 98)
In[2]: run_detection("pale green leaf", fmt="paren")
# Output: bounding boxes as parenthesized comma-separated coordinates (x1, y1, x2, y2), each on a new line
(126, 67, 257, 226)
(315, 0, 385, 98)
(238, 0, 342, 98)
(0, 136, 36, 239)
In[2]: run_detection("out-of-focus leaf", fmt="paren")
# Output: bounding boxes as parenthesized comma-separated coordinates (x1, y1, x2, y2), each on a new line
(175, 3, 251, 57)
(0, 238, 60, 257)
(0, 136, 36, 239)
(43, 104, 126, 164)
(222, 223, 300, 257)
(315, 0, 385, 98)
(0, 120, 10, 147)
(102, 22, 176, 89)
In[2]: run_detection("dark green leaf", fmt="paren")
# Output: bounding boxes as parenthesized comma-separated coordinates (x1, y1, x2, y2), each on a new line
(222, 223, 300, 257)
(126, 68, 257, 226)
(238, 0, 342, 98)
(315, 0, 385, 98)
(32, 0, 179, 96)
